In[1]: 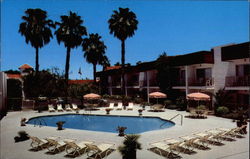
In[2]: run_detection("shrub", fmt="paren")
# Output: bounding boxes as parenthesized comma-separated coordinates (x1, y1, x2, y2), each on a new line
(98, 99, 108, 107)
(110, 95, 123, 100)
(7, 98, 22, 111)
(166, 104, 178, 109)
(7, 79, 22, 110)
(176, 96, 187, 111)
(102, 94, 110, 99)
(133, 97, 143, 104)
(216, 106, 229, 116)
(23, 71, 66, 98)
(197, 105, 206, 110)
(122, 96, 132, 106)
(164, 100, 172, 107)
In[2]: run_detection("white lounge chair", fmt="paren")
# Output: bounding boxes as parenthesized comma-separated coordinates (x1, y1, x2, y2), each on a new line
(127, 102, 134, 110)
(65, 104, 72, 111)
(108, 103, 114, 110)
(45, 137, 67, 153)
(116, 102, 123, 110)
(29, 136, 50, 150)
(193, 132, 214, 147)
(164, 138, 187, 153)
(205, 129, 228, 144)
(64, 140, 93, 157)
(85, 143, 115, 159)
(179, 135, 200, 152)
(149, 141, 180, 158)
(57, 104, 64, 112)
(217, 125, 247, 137)
(72, 104, 78, 110)
(48, 104, 55, 112)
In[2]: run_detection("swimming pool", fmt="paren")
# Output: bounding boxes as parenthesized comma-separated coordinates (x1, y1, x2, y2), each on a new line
(27, 114, 175, 134)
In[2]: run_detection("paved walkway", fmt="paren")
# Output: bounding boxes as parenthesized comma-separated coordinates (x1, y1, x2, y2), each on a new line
(0, 106, 249, 159)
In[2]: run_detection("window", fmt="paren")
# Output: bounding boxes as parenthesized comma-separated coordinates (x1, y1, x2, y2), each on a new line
(236, 64, 250, 76)
(196, 68, 211, 79)
(180, 70, 185, 79)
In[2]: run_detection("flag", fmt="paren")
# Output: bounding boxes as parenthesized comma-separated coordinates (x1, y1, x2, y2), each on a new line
(78, 67, 82, 75)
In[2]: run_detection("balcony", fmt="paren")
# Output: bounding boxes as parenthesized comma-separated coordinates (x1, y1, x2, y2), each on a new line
(139, 80, 147, 87)
(111, 79, 121, 86)
(149, 79, 158, 86)
(172, 79, 186, 86)
(225, 76, 250, 87)
(189, 77, 214, 86)
(126, 81, 139, 86)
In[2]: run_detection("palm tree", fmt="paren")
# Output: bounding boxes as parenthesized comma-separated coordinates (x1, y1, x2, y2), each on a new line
(19, 8, 55, 73)
(100, 55, 110, 71)
(82, 33, 107, 82)
(55, 11, 87, 82)
(108, 7, 138, 94)
(118, 134, 142, 159)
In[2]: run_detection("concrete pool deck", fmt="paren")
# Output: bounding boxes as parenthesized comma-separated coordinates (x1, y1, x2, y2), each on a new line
(0, 106, 249, 159)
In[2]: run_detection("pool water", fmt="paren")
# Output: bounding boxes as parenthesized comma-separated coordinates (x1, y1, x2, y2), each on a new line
(27, 114, 175, 134)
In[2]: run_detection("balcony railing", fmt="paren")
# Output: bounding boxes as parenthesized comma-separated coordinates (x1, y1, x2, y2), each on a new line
(111, 80, 121, 86)
(225, 76, 250, 87)
(189, 77, 214, 86)
(126, 81, 139, 86)
(137, 79, 158, 87)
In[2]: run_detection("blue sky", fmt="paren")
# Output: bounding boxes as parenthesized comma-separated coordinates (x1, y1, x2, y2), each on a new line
(1, 0, 249, 79)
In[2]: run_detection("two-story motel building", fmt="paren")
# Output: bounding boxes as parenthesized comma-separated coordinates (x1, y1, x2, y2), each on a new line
(97, 42, 249, 109)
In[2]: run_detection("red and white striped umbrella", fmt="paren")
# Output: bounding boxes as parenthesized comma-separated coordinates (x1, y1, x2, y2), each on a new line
(83, 93, 101, 99)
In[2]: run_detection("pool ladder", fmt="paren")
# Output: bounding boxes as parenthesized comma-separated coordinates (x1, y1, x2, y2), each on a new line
(160, 114, 183, 127)
(33, 118, 47, 127)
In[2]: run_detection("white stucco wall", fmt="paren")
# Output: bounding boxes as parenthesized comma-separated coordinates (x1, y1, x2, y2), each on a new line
(212, 45, 232, 92)
(0, 72, 7, 112)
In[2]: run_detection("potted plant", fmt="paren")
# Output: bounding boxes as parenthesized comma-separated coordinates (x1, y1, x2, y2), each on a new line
(116, 126, 127, 136)
(118, 134, 142, 159)
(138, 109, 143, 116)
(142, 105, 146, 110)
(56, 121, 65, 130)
(20, 118, 26, 126)
(105, 108, 112, 114)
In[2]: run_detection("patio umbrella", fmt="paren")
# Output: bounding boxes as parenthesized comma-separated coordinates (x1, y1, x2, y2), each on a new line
(186, 92, 210, 101)
(83, 93, 101, 100)
(186, 92, 210, 109)
(149, 92, 167, 104)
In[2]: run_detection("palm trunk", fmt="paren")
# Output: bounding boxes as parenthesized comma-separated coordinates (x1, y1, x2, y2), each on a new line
(35, 47, 39, 73)
(65, 47, 71, 82)
(65, 47, 71, 103)
(93, 64, 97, 82)
(121, 40, 125, 95)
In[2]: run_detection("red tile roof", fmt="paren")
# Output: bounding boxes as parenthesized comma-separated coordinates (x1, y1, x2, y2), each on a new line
(6, 74, 22, 79)
(105, 66, 121, 70)
(19, 64, 33, 69)
(68, 80, 94, 85)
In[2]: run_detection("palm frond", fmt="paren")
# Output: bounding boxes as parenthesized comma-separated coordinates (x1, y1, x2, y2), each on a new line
(108, 7, 138, 41)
